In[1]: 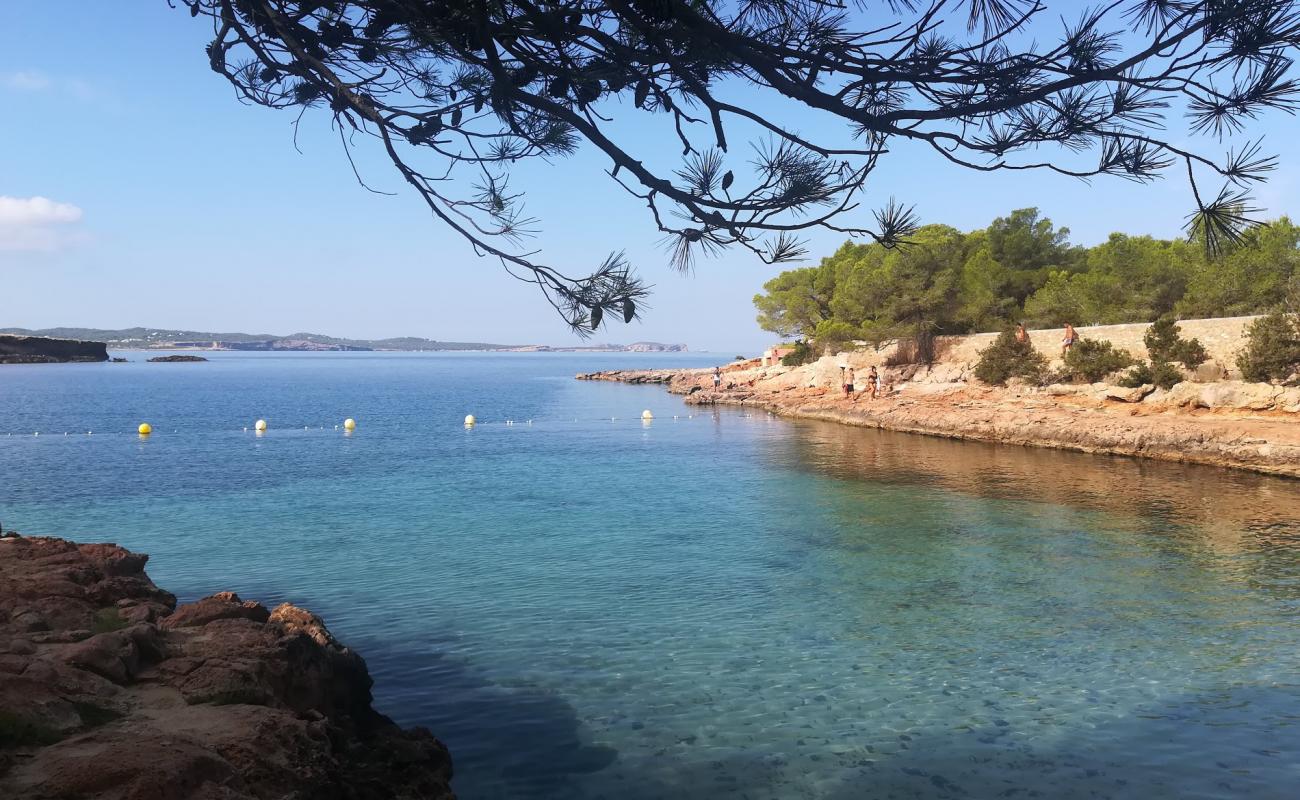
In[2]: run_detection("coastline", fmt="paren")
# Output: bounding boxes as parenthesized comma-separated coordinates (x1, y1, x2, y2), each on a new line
(0, 535, 455, 799)
(0, 334, 107, 365)
(578, 366, 1300, 479)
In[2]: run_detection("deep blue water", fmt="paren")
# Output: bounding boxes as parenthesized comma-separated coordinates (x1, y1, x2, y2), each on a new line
(2, 352, 1299, 799)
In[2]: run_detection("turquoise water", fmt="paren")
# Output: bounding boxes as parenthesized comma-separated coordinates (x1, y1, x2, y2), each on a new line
(2, 352, 1299, 799)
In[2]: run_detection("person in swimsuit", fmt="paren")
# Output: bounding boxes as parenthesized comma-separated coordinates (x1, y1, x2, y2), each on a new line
(1015, 323, 1029, 344)
(868, 366, 879, 399)
(844, 367, 855, 398)
(713, 367, 722, 390)
(1062, 323, 1078, 358)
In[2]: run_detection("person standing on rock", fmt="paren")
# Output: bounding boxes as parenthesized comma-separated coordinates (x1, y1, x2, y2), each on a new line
(868, 366, 879, 400)
(1061, 323, 1079, 358)
(1016, 323, 1030, 344)
(713, 367, 722, 391)
(844, 367, 856, 398)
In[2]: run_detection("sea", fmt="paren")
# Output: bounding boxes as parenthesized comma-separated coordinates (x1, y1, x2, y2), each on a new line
(2, 351, 1298, 799)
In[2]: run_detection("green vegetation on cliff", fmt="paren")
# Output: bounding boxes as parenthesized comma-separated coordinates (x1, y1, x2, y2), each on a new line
(1237, 312, 1300, 383)
(755, 210, 1300, 348)
(971, 331, 1048, 387)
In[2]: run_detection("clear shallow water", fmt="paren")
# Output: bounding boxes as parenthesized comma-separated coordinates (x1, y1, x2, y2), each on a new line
(2, 352, 1299, 799)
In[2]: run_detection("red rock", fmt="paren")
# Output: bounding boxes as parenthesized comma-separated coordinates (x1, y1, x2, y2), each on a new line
(0, 654, 30, 673)
(10, 609, 49, 632)
(0, 534, 456, 800)
(9, 638, 36, 655)
(162, 592, 271, 629)
(21, 657, 122, 701)
(0, 675, 84, 735)
(1, 725, 243, 800)
(78, 541, 150, 576)
(62, 629, 140, 684)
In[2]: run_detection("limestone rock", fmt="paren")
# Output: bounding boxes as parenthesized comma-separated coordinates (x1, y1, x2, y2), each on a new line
(1105, 384, 1156, 403)
(1192, 360, 1230, 382)
(579, 357, 1300, 477)
(1155, 381, 1293, 411)
(1044, 384, 1090, 397)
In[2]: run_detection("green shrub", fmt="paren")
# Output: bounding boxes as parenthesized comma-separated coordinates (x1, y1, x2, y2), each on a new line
(1119, 360, 1184, 390)
(973, 330, 1048, 386)
(1144, 316, 1208, 368)
(1063, 338, 1135, 382)
(780, 340, 816, 366)
(91, 607, 129, 635)
(1173, 339, 1209, 369)
(1118, 362, 1150, 388)
(1236, 311, 1300, 383)
(1154, 360, 1185, 390)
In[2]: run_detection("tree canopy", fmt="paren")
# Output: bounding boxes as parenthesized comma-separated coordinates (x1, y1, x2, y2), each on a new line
(183, 0, 1300, 331)
(754, 209, 1300, 345)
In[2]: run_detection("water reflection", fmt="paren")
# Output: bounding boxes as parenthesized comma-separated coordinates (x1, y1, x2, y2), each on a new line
(776, 418, 1300, 547)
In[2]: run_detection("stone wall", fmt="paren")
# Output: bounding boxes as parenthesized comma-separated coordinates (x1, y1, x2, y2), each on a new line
(795, 315, 1260, 388)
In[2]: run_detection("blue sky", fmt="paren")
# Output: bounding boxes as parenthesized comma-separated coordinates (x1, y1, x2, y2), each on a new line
(2, 3, 1297, 353)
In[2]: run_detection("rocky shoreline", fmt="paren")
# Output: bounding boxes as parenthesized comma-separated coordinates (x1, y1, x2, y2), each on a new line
(0, 535, 455, 799)
(578, 365, 1300, 478)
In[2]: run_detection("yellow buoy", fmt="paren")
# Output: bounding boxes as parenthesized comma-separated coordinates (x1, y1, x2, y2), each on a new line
(254, 419, 267, 432)
(343, 418, 356, 431)
(641, 409, 654, 420)
(464, 414, 476, 426)
(138, 423, 152, 435)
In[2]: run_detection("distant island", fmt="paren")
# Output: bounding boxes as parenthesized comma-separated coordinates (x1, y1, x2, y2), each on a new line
(0, 327, 687, 354)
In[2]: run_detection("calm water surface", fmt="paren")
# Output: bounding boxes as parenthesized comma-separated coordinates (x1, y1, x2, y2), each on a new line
(2, 352, 1298, 799)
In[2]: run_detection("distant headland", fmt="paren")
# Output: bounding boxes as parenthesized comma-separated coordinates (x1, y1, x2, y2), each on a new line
(0, 327, 687, 354)
(0, 334, 108, 364)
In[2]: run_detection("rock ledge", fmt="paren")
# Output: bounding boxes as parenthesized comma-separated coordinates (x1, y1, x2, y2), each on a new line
(579, 366, 1300, 478)
(0, 534, 455, 799)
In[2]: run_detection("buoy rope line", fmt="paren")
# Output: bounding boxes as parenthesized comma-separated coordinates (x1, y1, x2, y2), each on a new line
(0, 411, 780, 440)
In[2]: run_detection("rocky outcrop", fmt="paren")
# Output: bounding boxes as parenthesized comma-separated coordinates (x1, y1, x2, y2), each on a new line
(147, 355, 209, 363)
(576, 368, 704, 384)
(580, 365, 1300, 478)
(0, 535, 455, 800)
(0, 335, 108, 364)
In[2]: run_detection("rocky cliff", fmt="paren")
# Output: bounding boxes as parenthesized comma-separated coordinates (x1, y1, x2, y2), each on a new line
(0, 335, 108, 364)
(0, 535, 455, 800)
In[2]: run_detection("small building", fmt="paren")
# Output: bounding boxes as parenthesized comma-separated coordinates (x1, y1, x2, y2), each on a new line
(762, 346, 797, 367)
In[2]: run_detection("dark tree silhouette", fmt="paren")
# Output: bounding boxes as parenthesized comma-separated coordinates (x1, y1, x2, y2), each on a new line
(178, 0, 1300, 331)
